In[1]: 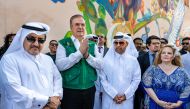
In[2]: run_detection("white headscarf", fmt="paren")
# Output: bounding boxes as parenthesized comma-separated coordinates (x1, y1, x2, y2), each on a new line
(3, 22, 50, 56)
(107, 32, 138, 58)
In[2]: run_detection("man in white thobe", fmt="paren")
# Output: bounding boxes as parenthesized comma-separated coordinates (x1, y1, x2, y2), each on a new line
(101, 32, 141, 109)
(0, 22, 63, 109)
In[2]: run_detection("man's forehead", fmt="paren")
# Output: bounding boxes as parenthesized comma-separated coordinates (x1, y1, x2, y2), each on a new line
(72, 17, 85, 23)
(114, 39, 126, 42)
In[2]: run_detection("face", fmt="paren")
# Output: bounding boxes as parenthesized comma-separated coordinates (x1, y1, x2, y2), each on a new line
(114, 40, 128, 54)
(160, 39, 167, 48)
(98, 35, 106, 46)
(23, 33, 46, 56)
(134, 39, 143, 51)
(161, 47, 174, 63)
(49, 41, 58, 53)
(182, 39, 190, 50)
(148, 39, 160, 53)
(71, 17, 86, 40)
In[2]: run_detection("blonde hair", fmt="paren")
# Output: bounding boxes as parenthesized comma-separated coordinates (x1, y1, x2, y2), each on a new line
(154, 45, 182, 67)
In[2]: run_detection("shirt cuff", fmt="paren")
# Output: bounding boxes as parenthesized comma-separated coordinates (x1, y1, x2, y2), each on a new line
(33, 95, 49, 108)
(76, 50, 83, 59)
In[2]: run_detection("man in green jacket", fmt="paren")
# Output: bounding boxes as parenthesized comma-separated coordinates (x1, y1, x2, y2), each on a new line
(56, 14, 102, 109)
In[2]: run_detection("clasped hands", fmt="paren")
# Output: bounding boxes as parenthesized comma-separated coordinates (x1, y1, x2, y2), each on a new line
(157, 100, 181, 109)
(43, 96, 61, 109)
(79, 38, 89, 59)
(113, 94, 126, 104)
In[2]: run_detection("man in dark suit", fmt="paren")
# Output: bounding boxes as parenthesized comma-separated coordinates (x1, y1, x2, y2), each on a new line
(134, 35, 160, 109)
(179, 37, 190, 55)
(133, 37, 147, 56)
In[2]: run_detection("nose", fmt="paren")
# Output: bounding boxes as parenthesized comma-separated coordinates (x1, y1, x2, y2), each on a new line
(33, 39, 39, 45)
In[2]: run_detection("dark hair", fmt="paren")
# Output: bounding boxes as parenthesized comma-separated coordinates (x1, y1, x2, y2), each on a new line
(182, 37, 190, 42)
(49, 40, 58, 44)
(160, 38, 168, 44)
(3, 33, 16, 48)
(146, 35, 160, 45)
(0, 33, 16, 58)
(70, 14, 84, 29)
(133, 38, 143, 43)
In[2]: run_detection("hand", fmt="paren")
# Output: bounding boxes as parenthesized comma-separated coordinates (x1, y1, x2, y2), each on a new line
(79, 38, 89, 54)
(113, 95, 126, 104)
(42, 105, 50, 109)
(83, 52, 89, 59)
(157, 100, 171, 108)
(167, 102, 182, 109)
(47, 96, 61, 109)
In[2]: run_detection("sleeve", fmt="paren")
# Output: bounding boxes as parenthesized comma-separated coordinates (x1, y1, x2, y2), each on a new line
(56, 44, 83, 71)
(0, 56, 48, 109)
(142, 65, 154, 88)
(100, 70, 118, 99)
(52, 62, 63, 98)
(86, 45, 103, 70)
(124, 59, 141, 99)
(179, 69, 190, 102)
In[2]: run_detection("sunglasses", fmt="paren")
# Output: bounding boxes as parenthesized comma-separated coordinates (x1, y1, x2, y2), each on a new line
(26, 37, 46, 44)
(50, 43, 58, 46)
(182, 43, 189, 45)
(114, 41, 125, 45)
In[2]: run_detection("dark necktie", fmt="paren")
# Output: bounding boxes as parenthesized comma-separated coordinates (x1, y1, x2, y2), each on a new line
(98, 46, 102, 53)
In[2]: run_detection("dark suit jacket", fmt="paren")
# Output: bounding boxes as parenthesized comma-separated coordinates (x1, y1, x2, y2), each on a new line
(137, 52, 151, 76)
(103, 47, 109, 57)
(179, 49, 187, 55)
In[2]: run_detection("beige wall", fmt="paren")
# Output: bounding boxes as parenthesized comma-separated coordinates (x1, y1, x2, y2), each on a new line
(0, 0, 190, 52)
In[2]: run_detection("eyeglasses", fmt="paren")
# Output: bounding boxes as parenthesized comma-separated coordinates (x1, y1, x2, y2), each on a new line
(182, 42, 189, 45)
(50, 43, 58, 46)
(26, 37, 46, 44)
(114, 41, 125, 46)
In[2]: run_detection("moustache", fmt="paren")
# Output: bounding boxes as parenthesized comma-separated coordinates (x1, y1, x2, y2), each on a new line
(30, 46, 40, 49)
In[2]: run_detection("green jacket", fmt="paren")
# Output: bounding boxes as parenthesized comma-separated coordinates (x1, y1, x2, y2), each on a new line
(59, 38, 97, 89)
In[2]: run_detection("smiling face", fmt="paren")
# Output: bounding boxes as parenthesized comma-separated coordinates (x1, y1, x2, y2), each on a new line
(70, 16, 86, 40)
(160, 46, 174, 63)
(23, 33, 46, 56)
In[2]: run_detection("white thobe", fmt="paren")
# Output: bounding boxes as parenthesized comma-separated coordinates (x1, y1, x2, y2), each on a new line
(94, 45, 105, 109)
(0, 50, 63, 109)
(101, 54, 141, 109)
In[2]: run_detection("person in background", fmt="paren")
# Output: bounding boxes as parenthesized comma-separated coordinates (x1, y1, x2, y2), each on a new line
(56, 14, 102, 109)
(46, 40, 58, 62)
(0, 33, 16, 59)
(160, 38, 168, 49)
(179, 37, 190, 55)
(142, 45, 190, 109)
(133, 37, 146, 56)
(182, 41, 190, 109)
(0, 22, 63, 109)
(101, 32, 141, 109)
(135, 35, 160, 109)
(93, 33, 109, 109)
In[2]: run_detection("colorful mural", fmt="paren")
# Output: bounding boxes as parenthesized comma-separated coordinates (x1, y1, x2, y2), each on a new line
(51, 0, 189, 46)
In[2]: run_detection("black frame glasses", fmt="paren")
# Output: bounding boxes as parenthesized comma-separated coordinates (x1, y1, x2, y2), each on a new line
(26, 37, 46, 44)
